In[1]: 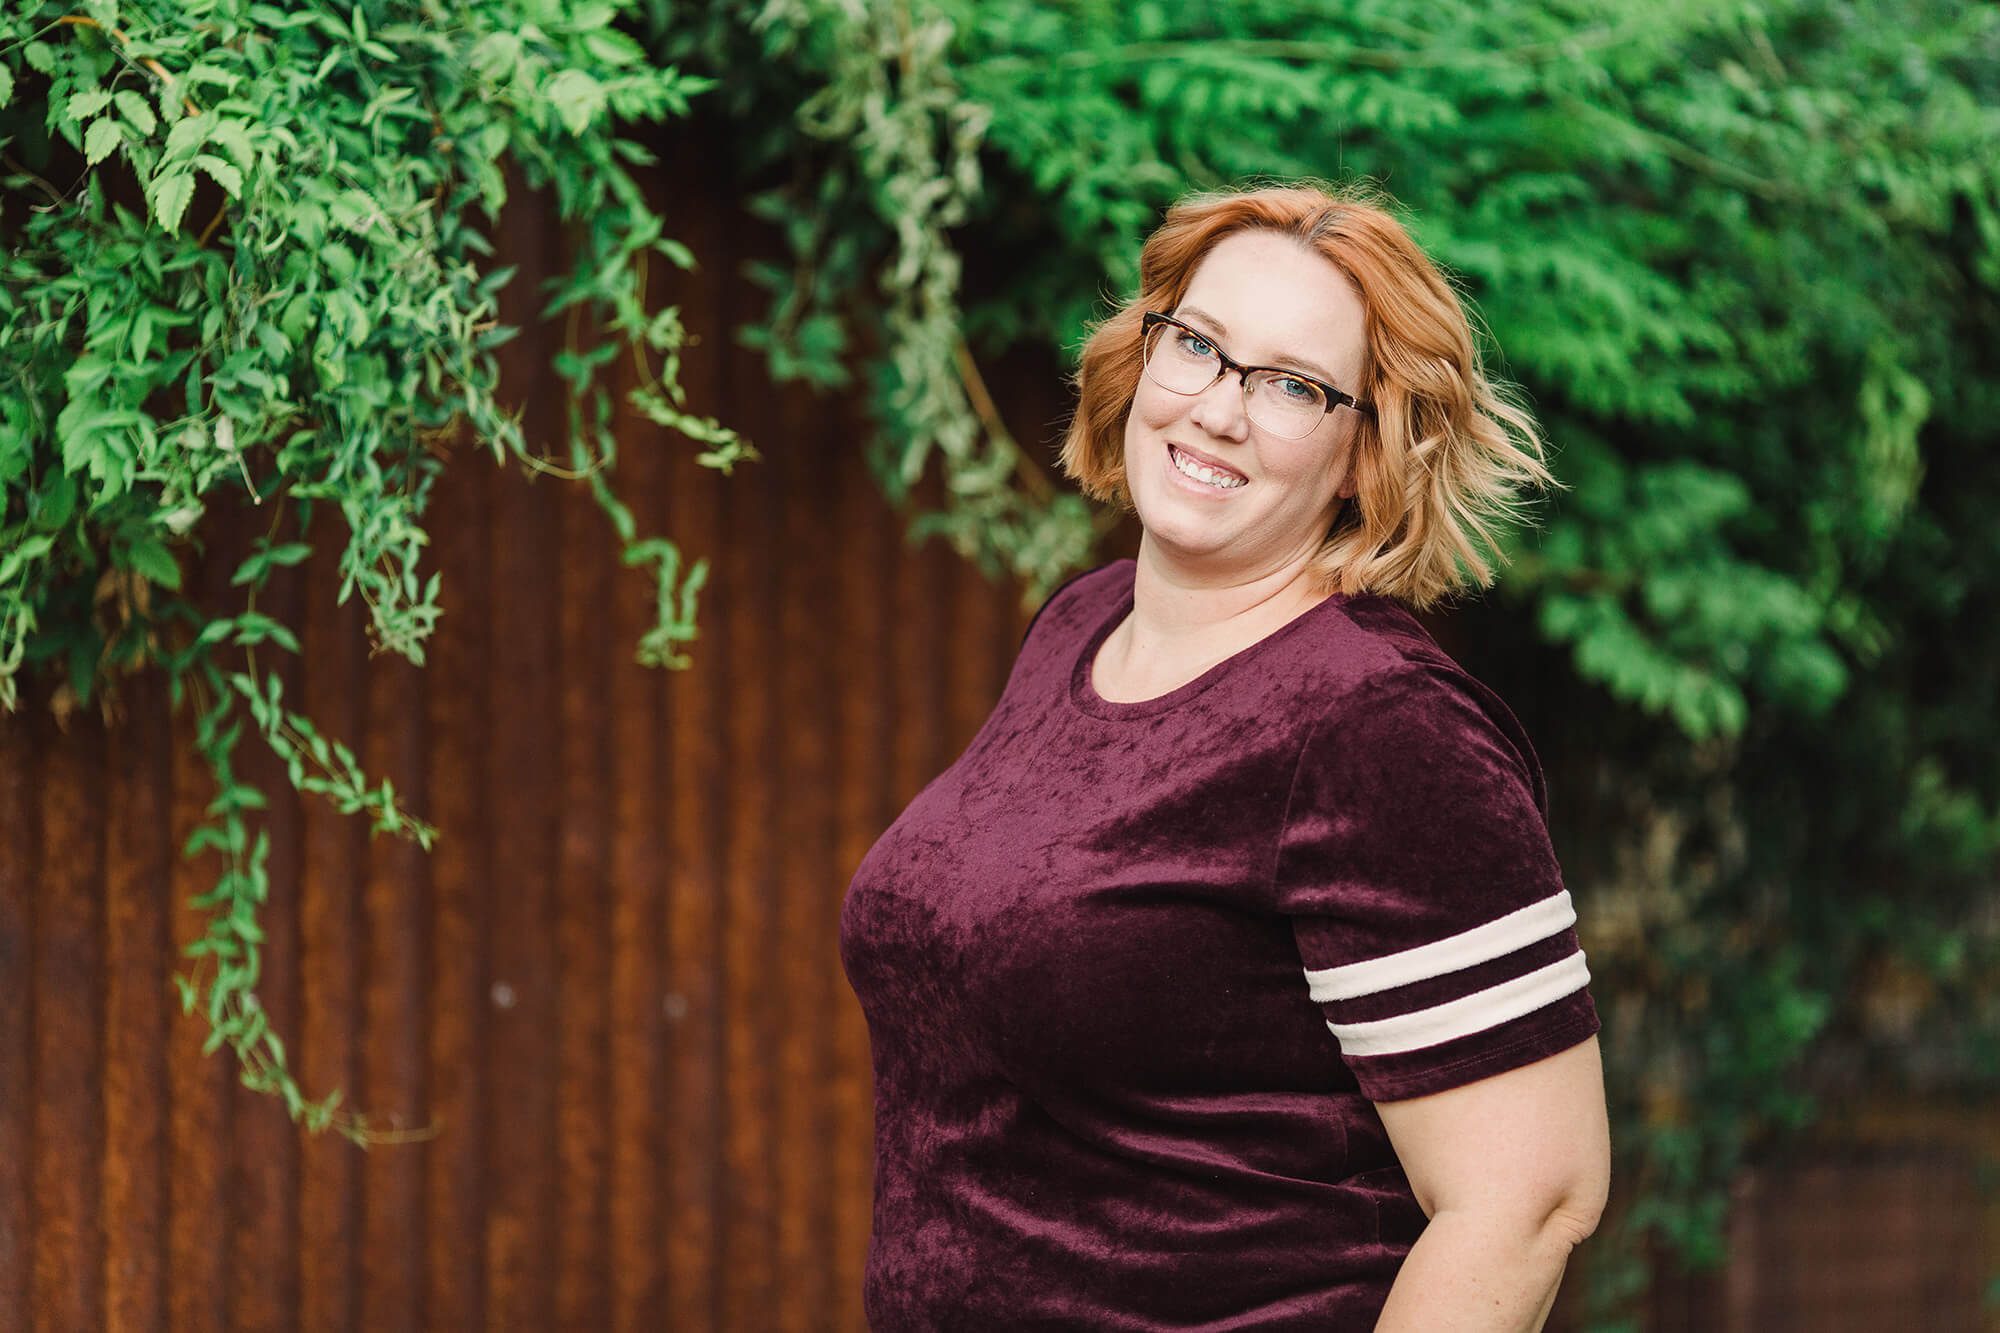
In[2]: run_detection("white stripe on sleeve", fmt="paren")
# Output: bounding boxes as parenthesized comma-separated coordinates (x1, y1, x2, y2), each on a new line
(1323, 951, 1591, 1058)
(1303, 889, 1578, 1003)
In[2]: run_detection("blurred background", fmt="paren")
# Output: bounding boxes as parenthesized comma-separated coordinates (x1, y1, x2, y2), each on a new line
(2, 0, 1995, 1328)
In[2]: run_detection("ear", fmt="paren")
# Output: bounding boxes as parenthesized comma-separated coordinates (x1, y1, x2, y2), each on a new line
(1332, 419, 1364, 500)
(1334, 455, 1360, 500)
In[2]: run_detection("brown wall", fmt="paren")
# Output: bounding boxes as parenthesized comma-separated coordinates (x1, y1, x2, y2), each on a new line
(0, 117, 1065, 1332)
(2, 118, 1992, 1332)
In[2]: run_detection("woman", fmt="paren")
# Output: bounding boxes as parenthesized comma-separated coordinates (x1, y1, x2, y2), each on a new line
(839, 181, 1611, 1331)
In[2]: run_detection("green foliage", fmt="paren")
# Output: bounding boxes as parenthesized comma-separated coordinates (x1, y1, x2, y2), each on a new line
(654, 0, 1112, 599)
(0, 0, 751, 1142)
(648, 0, 2000, 1322)
(8, 0, 1997, 1314)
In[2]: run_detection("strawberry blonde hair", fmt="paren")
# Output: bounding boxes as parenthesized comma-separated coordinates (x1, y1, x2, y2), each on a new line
(1057, 180, 1559, 610)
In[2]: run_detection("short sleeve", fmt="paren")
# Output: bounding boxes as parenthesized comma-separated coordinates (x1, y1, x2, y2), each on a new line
(1274, 663, 1600, 1102)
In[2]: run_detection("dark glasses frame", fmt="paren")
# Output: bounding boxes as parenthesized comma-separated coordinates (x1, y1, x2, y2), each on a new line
(1140, 311, 1375, 421)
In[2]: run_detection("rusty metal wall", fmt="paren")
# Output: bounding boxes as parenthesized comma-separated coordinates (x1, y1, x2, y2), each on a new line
(0, 116, 1065, 1332)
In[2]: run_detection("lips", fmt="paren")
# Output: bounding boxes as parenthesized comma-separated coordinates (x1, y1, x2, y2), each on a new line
(1168, 441, 1248, 484)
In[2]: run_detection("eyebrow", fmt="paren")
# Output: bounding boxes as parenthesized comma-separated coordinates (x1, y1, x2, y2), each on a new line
(1174, 304, 1343, 386)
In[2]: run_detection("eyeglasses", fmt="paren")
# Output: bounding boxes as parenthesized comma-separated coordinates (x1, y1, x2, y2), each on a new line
(1139, 311, 1373, 438)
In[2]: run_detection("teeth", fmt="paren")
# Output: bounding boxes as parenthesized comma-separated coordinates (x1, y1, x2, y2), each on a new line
(1171, 445, 1244, 489)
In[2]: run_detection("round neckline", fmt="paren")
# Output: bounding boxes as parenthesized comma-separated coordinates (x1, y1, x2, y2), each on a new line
(1068, 564, 1355, 720)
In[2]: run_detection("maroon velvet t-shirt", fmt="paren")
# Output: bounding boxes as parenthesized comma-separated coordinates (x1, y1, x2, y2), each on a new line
(838, 557, 1600, 1330)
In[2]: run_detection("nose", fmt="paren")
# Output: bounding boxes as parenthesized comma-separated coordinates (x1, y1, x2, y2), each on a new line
(1188, 366, 1252, 441)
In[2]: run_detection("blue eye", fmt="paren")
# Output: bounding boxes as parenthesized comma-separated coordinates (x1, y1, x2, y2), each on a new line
(1175, 331, 1214, 357)
(1274, 376, 1317, 402)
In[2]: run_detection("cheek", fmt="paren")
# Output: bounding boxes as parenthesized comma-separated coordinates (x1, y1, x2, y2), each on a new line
(1126, 381, 1181, 434)
(1269, 441, 1340, 493)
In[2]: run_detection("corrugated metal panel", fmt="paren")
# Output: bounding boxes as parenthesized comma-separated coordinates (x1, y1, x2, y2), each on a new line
(1726, 1146, 1986, 1331)
(0, 112, 1052, 1330)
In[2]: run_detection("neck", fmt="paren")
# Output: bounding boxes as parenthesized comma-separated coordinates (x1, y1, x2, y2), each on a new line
(1125, 543, 1331, 648)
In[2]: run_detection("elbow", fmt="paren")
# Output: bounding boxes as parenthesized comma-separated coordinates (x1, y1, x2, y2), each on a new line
(1540, 1168, 1610, 1249)
(1542, 1198, 1603, 1250)
(1432, 1171, 1609, 1256)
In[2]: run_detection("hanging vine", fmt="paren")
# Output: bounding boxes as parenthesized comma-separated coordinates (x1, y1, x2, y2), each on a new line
(0, 0, 751, 1142)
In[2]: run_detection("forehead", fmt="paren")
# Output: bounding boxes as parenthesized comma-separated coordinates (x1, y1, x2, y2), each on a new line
(1177, 230, 1365, 381)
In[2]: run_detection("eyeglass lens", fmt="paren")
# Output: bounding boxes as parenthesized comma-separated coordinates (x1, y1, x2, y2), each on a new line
(1143, 323, 1326, 438)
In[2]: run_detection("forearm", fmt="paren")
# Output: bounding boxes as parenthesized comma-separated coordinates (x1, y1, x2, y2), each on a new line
(1371, 1209, 1580, 1332)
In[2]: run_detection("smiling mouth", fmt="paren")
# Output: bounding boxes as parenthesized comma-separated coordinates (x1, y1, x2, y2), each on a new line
(1168, 443, 1247, 490)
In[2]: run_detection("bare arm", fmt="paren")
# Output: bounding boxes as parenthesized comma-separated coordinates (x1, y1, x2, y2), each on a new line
(1371, 1036, 1610, 1332)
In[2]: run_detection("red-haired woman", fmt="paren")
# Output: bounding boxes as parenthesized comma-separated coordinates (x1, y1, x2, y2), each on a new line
(840, 181, 1610, 1331)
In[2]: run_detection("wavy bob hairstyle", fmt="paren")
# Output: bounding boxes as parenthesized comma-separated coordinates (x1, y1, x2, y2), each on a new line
(1058, 180, 1558, 611)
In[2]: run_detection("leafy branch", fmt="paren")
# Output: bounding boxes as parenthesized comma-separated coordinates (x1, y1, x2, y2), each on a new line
(1, 0, 748, 1141)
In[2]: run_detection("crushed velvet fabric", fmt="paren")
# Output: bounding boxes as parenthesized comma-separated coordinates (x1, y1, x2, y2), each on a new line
(838, 558, 1600, 1330)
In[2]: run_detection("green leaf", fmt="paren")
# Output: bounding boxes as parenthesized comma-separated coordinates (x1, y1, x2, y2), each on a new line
(231, 550, 271, 586)
(113, 89, 157, 136)
(127, 539, 183, 590)
(182, 825, 229, 857)
(33, 475, 76, 531)
(149, 172, 194, 232)
(194, 154, 243, 198)
(208, 119, 255, 175)
(469, 31, 520, 81)
(0, 64, 14, 110)
(0, 534, 54, 585)
(328, 188, 381, 233)
(183, 62, 240, 91)
(68, 88, 112, 121)
(84, 116, 123, 165)
(583, 29, 644, 67)
(164, 112, 209, 161)
(546, 69, 606, 136)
